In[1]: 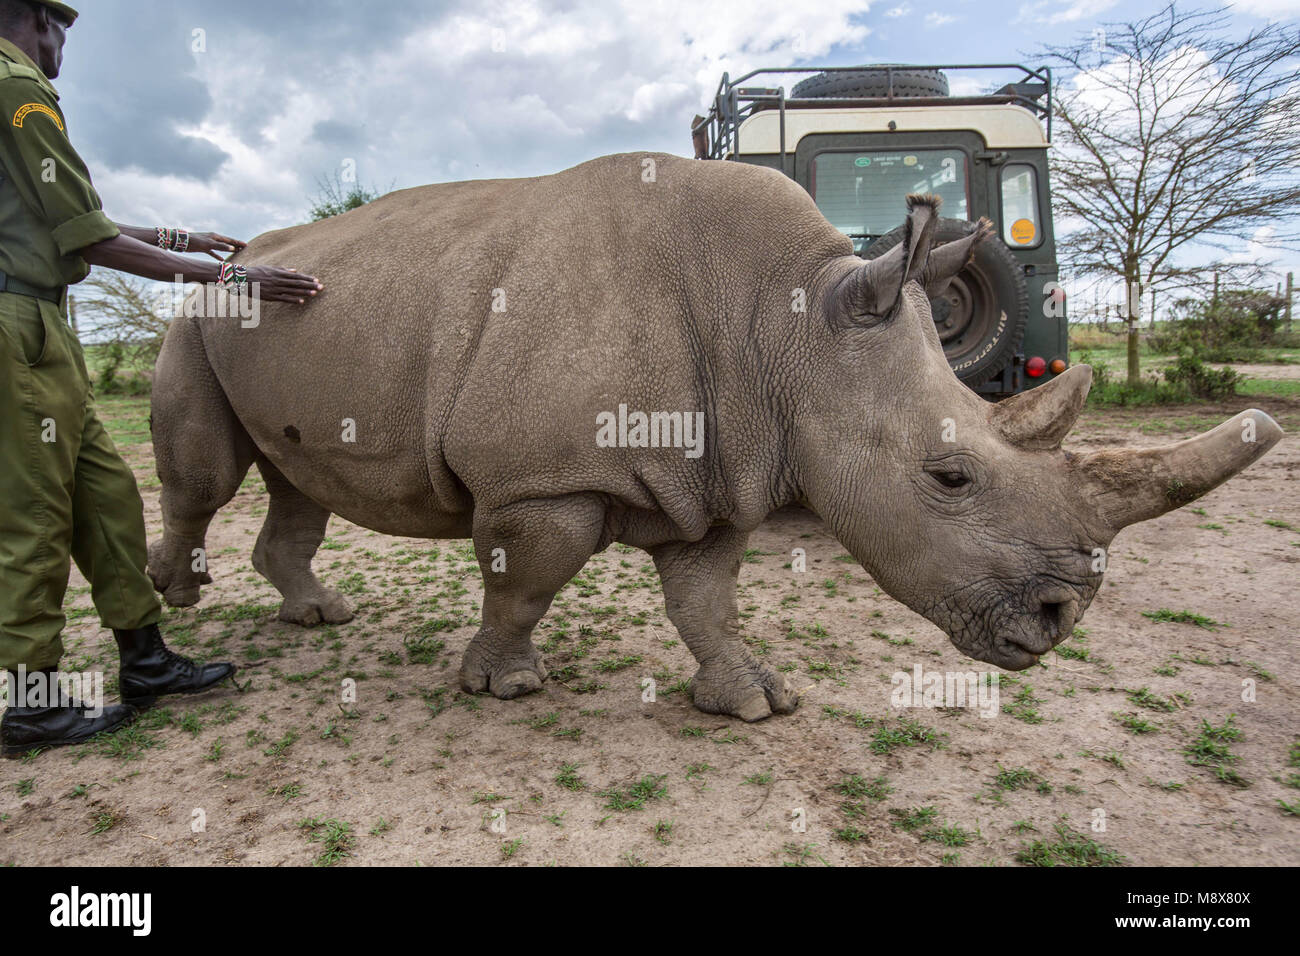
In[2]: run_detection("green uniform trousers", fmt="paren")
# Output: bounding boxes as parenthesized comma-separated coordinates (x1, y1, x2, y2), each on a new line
(0, 290, 160, 670)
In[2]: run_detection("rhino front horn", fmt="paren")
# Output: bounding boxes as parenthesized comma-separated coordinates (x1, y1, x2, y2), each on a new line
(1078, 409, 1284, 531)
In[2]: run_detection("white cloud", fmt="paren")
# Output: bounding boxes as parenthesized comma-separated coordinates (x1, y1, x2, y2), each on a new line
(1230, 0, 1300, 20)
(83, 0, 875, 239)
(925, 12, 957, 27)
(885, 4, 911, 16)
(1017, 0, 1120, 25)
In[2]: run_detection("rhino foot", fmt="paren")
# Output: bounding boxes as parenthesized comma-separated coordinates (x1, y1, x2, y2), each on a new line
(690, 661, 800, 722)
(278, 591, 354, 627)
(459, 640, 547, 700)
(147, 539, 212, 607)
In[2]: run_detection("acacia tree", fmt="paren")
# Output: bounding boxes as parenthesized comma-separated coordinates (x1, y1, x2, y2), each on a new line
(73, 271, 173, 386)
(1041, 3, 1300, 384)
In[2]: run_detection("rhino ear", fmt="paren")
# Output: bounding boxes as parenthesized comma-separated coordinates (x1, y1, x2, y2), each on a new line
(989, 365, 1093, 449)
(921, 217, 993, 298)
(835, 194, 942, 325)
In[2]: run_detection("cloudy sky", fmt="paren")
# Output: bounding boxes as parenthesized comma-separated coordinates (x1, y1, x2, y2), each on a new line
(51, 0, 1299, 287)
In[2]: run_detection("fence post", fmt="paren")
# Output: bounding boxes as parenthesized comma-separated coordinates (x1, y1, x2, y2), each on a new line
(1287, 271, 1293, 332)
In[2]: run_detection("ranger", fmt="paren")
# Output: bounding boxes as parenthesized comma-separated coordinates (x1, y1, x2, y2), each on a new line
(0, 0, 322, 755)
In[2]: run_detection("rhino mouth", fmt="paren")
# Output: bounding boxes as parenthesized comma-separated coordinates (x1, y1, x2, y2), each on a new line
(929, 583, 1084, 671)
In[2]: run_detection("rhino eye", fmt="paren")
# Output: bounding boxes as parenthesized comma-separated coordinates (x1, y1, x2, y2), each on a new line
(929, 470, 971, 493)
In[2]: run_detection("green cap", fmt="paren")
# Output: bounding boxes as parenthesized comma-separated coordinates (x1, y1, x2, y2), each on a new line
(34, 1, 79, 25)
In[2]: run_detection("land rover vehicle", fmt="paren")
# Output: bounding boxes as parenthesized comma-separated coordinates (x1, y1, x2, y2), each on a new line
(692, 64, 1067, 395)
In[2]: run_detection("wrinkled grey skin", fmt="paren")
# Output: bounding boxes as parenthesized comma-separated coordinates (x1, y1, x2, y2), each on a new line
(148, 153, 1284, 721)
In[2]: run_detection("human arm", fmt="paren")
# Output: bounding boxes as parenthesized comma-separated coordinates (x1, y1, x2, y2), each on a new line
(80, 233, 322, 304)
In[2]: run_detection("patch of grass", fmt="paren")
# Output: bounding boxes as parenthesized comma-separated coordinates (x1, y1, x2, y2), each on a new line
(1126, 687, 1176, 712)
(592, 654, 642, 673)
(992, 767, 1041, 792)
(1243, 661, 1274, 682)
(888, 806, 975, 847)
(923, 823, 975, 848)
(89, 809, 122, 835)
(1114, 712, 1159, 735)
(781, 843, 829, 867)
(402, 632, 446, 665)
(1142, 608, 1224, 630)
(1015, 822, 1124, 867)
(298, 817, 354, 866)
(889, 805, 939, 832)
(551, 764, 582, 790)
(1184, 714, 1248, 788)
(870, 717, 944, 754)
(599, 774, 667, 812)
(834, 775, 892, 801)
(685, 762, 714, 780)
(268, 781, 302, 802)
(1054, 642, 1092, 662)
(263, 729, 299, 758)
(1003, 684, 1044, 724)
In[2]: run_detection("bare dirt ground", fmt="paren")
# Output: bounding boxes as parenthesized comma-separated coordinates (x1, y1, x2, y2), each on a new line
(1, 391, 1297, 867)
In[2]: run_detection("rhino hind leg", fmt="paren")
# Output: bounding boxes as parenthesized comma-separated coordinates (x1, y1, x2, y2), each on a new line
(148, 320, 256, 607)
(458, 495, 607, 700)
(652, 526, 800, 722)
(249, 459, 354, 626)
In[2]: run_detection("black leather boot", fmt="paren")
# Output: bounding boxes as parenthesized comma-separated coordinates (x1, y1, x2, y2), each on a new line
(113, 624, 236, 709)
(2, 668, 137, 758)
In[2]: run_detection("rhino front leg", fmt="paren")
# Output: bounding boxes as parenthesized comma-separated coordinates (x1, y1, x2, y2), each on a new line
(652, 526, 800, 722)
(250, 459, 354, 626)
(459, 495, 606, 700)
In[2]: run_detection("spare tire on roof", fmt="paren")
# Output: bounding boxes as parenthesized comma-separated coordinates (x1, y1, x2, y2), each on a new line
(791, 65, 949, 99)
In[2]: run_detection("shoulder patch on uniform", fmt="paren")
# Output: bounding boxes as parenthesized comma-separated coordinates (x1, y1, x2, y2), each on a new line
(0, 61, 47, 84)
(12, 102, 62, 131)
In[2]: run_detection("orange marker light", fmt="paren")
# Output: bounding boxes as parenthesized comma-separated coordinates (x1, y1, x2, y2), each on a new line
(1049, 358, 1067, 374)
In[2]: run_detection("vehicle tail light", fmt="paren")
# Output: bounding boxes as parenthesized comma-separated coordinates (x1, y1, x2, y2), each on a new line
(1049, 358, 1067, 374)
(1026, 356, 1047, 378)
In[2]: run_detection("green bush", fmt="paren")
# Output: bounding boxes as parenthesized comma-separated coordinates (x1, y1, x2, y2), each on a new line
(1149, 289, 1286, 360)
(91, 341, 151, 396)
(1162, 350, 1240, 400)
(1078, 349, 1190, 406)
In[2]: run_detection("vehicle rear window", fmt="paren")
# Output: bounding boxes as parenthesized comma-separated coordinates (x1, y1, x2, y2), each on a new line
(810, 149, 968, 251)
(1001, 164, 1041, 247)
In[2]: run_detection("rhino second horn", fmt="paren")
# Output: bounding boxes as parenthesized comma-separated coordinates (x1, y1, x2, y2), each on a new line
(1079, 409, 1284, 531)
(989, 364, 1093, 450)
(922, 217, 994, 299)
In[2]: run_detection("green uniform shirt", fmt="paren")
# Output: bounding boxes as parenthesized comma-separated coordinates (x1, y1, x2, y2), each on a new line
(0, 37, 117, 290)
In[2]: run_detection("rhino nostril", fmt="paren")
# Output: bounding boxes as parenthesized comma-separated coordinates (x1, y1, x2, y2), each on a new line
(1038, 601, 1068, 640)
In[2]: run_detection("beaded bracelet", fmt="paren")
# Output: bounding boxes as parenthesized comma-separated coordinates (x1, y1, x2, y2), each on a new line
(218, 262, 248, 287)
(155, 227, 190, 253)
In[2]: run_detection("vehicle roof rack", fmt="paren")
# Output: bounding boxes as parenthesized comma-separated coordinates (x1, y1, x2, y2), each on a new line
(693, 64, 1053, 163)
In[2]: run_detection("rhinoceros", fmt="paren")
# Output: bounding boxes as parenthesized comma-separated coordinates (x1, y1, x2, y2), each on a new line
(146, 152, 1283, 721)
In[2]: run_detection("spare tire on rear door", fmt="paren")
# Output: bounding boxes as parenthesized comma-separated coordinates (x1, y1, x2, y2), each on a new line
(791, 66, 949, 99)
(863, 218, 1028, 387)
